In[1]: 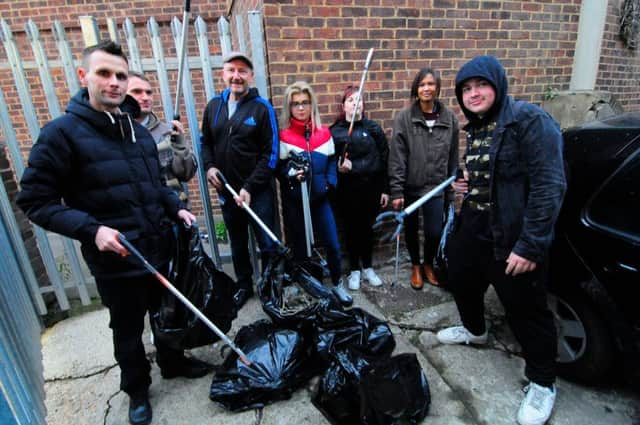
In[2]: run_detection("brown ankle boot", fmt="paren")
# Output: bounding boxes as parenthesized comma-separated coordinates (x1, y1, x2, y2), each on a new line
(423, 264, 440, 286)
(410, 265, 423, 290)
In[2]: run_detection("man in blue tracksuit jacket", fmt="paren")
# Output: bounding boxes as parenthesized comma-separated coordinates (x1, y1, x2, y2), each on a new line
(436, 56, 566, 425)
(17, 41, 209, 425)
(201, 51, 279, 308)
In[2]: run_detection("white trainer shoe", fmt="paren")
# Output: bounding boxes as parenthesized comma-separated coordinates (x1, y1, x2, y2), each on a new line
(362, 267, 383, 287)
(436, 325, 488, 345)
(517, 383, 556, 425)
(347, 270, 361, 290)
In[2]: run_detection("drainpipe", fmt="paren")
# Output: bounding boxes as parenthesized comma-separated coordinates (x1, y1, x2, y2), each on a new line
(570, 0, 608, 90)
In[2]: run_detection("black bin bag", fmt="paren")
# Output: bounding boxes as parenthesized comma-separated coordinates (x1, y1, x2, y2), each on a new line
(358, 353, 431, 424)
(152, 225, 237, 350)
(314, 351, 431, 425)
(313, 349, 373, 424)
(314, 307, 395, 361)
(257, 252, 339, 330)
(209, 320, 319, 411)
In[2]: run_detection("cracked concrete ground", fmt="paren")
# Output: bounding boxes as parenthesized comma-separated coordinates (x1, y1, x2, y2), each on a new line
(42, 262, 640, 424)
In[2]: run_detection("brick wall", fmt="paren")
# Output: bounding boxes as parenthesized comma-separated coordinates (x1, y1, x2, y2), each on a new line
(263, 0, 587, 134)
(598, 0, 640, 112)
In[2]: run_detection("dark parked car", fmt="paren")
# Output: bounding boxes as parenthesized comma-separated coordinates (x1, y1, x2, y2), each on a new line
(548, 112, 640, 386)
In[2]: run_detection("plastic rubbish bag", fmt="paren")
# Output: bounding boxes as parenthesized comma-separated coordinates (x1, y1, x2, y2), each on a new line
(313, 351, 431, 425)
(257, 252, 339, 330)
(152, 225, 237, 350)
(209, 320, 319, 411)
(314, 307, 395, 361)
(313, 349, 371, 424)
(358, 353, 431, 424)
(433, 203, 456, 287)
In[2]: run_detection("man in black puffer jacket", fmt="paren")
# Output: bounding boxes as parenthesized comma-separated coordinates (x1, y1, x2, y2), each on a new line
(17, 41, 208, 425)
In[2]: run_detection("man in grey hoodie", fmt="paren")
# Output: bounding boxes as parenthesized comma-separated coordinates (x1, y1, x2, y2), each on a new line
(436, 56, 566, 425)
(127, 71, 197, 203)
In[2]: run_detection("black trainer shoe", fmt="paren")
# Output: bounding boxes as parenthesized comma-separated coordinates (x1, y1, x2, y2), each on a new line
(332, 281, 353, 307)
(161, 356, 215, 379)
(128, 392, 152, 425)
(233, 286, 254, 309)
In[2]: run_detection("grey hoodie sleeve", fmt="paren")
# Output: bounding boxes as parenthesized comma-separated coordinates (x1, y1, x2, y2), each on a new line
(169, 132, 198, 181)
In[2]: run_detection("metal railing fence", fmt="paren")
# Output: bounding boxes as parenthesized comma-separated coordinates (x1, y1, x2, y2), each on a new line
(0, 11, 268, 315)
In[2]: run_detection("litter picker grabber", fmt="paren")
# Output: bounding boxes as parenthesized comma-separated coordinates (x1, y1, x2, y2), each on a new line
(391, 232, 400, 288)
(339, 48, 375, 165)
(116, 232, 252, 366)
(373, 176, 456, 242)
(173, 0, 191, 121)
(287, 144, 329, 271)
(215, 172, 285, 252)
(347, 48, 374, 137)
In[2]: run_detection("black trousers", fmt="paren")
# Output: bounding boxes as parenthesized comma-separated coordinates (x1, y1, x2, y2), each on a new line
(220, 185, 277, 291)
(404, 195, 444, 266)
(96, 269, 183, 396)
(447, 220, 557, 386)
(337, 177, 382, 271)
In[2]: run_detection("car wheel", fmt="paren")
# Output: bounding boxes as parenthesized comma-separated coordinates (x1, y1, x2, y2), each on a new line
(548, 291, 615, 384)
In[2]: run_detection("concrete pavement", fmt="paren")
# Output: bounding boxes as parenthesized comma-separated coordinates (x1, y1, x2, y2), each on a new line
(42, 263, 640, 425)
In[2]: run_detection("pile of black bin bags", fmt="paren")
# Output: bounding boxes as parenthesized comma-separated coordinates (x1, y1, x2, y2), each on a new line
(209, 256, 431, 424)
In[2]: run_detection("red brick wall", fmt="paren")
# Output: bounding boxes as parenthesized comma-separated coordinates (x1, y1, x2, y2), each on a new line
(263, 0, 586, 134)
(598, 0, 640, 112)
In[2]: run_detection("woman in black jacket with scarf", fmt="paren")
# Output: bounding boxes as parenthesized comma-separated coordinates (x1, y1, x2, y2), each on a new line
(331, 85, 389, 291)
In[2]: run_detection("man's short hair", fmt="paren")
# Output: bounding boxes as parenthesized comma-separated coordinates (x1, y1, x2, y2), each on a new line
(128, 70, 149, 82)
(82, 40, 128, 68)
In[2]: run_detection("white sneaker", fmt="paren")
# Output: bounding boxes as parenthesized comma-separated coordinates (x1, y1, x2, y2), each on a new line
(436, 325, 488, 345)
(517, 383, 556, 425)
(362, 267, 383, 287)
(347, 270, 361, 290)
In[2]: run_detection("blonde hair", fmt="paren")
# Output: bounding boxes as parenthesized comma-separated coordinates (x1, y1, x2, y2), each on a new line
(279, 81, 323, 130)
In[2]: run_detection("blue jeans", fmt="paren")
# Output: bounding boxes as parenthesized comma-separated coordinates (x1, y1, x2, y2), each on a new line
(282, 194, 342, 285)
(219, 185, 278, 290)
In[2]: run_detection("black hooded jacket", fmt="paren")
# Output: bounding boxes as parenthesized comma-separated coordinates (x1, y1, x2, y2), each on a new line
(201, 87, 279, 195)
(454, 56, 567, 262)
(17, 88, 182, 278)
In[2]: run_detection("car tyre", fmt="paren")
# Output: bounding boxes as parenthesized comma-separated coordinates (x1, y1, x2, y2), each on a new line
(548, 290, 615, 384)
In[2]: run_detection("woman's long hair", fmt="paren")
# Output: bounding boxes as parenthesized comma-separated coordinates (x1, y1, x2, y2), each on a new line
(333, 85, 366, 125)
(410, 68, 441, 100)
(279, 81, 323, 130)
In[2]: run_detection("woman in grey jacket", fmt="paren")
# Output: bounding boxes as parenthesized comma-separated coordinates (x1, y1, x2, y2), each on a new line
(388, 68, 459, 290)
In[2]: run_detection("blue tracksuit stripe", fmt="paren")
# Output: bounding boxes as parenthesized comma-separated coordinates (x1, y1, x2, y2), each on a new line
(256, 97, 279, 169)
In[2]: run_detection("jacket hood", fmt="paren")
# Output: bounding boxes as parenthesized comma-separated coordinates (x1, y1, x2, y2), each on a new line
(66, 88, 142, 142)
(66, 88, 141, 123)
(144, 111, 162, 131)
(455, 55, 507, 124)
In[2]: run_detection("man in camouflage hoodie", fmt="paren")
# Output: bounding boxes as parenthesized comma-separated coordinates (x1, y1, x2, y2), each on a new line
(127, 71, 197, 203)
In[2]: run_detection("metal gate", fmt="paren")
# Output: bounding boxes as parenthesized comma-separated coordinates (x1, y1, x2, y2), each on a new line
(0, 189, 46, 424)
(0, 11, 268, 315)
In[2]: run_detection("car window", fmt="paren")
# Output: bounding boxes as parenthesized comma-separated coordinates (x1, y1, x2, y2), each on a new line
(582, 147, 640, 244)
